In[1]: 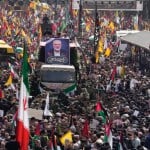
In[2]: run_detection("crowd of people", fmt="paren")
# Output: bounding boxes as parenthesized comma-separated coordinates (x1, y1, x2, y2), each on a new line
(0, 0, 150, 150)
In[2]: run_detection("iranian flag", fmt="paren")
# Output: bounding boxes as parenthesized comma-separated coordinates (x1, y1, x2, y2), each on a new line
(16, 42, 30, 150)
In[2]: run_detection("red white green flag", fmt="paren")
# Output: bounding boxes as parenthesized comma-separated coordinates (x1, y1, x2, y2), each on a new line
(95, 102, 107, 124)
(16, 42, 30, 150)
(104, 122, 113, 149)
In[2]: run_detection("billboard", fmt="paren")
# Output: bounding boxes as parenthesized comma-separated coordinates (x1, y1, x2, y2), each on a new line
(83, 0, 141, 11)
(45, 38, 70, 65)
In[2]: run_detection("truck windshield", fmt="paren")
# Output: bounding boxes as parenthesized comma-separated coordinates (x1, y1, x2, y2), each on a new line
(40, 70, 75, 83)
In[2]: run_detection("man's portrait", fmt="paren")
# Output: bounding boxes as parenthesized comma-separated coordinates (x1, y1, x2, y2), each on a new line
(45, 38, 70, 64)
(51, 39, 66, 57)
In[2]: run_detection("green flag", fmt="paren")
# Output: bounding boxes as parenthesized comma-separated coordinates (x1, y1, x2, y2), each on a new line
(59, 19, 67, 32)
(63, 83, 76, 94)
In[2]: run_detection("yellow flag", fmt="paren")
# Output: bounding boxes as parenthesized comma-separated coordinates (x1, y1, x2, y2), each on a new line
(29, 1, 37, 9)
(97, 39, 104, 53)
(26, 36, 31, 44)
(21, 30, 31, 44)
(85, 23, 91, 32)
(60, 131, 72, 145)
(4, 74, 12, 86)
(109, 21, 115, 31)
(95, 51, 99, 63)
(39, 26, 42, 40)
(120, 65, 125, 77)
(21, 29, 26, 37)
(104, 47, 111, 57)
(72, 10, 78, 17)
(7, 26, 12, 36)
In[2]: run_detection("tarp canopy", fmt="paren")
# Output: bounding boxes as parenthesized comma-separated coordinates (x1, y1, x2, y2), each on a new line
(120, 31, 150, 51)
(0, 40, 14, 53)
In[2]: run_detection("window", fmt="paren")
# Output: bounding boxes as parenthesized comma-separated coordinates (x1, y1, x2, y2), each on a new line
(41, 70, 75, 83)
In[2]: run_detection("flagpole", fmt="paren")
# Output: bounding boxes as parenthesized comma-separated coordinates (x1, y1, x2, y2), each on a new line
(54, 0, 58, 21)
(78, 0, 82, 37)
(94, 0, 100, 54)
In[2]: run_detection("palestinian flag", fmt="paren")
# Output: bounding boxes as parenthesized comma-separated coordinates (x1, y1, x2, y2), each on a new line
(104, 122, 113, 149)
(16, 41, 30, 150)
(95, 102, 107, 124)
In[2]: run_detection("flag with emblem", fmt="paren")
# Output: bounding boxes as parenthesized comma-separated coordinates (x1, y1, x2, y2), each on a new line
(16, 41, 30, 150)
(60, 131, 73, 145)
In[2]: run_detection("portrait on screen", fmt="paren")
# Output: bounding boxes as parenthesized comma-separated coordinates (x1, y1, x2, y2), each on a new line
(45, 38, 70, 65)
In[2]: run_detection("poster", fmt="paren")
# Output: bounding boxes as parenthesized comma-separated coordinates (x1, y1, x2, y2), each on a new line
(45, 38, 70, 65)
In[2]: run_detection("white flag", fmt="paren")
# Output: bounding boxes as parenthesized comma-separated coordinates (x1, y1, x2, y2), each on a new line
(44, 93, 53, 117)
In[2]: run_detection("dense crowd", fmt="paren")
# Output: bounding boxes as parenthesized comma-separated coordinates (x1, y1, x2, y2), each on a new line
(0, 1, 150, 150)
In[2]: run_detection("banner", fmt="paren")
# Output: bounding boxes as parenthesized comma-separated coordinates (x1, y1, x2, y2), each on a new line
(72, 0, 79, 10)
(45, 38, 70, 65)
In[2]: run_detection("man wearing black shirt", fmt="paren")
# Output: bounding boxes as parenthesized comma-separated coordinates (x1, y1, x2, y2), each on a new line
(5, 134, 20, 150)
